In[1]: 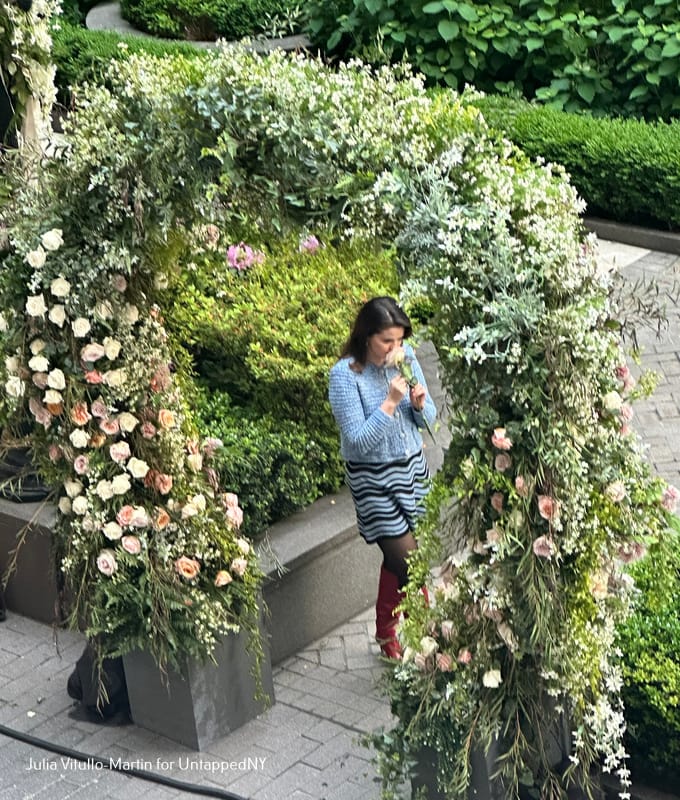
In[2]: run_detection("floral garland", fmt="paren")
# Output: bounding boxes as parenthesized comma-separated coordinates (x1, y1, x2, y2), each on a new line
(0, 0, 59, 147)
(0, 219, 263, 672)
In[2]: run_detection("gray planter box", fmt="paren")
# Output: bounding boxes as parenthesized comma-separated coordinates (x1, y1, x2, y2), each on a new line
(123, 623, 274, 750)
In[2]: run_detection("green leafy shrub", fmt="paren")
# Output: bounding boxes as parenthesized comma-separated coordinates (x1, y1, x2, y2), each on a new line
(465, 92, 680, 230)
(120, 0, 299, 40)
(303, 0, 680, 120)
(616, 536, 680, 787)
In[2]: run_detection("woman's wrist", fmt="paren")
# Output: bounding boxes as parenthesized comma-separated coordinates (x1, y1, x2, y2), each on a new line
(381, 398, 398, 416)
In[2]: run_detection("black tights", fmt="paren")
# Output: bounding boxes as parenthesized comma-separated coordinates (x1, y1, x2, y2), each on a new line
(377, 531, 418, 589)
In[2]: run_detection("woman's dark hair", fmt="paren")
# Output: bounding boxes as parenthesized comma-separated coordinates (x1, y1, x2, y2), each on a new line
(341, 296, 412, 363)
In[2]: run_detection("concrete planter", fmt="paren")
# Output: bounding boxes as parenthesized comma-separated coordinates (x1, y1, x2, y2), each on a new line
(123, 618, 274, 750)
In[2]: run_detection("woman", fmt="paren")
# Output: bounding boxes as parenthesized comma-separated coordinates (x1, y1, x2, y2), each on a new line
(329, 296, 436, 658)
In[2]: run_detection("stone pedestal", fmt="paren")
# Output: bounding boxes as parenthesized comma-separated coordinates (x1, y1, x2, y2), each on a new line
(123, 621, 274, 750)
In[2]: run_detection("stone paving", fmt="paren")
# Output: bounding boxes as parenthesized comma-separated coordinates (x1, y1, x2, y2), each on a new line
(1, 237, 679, 800)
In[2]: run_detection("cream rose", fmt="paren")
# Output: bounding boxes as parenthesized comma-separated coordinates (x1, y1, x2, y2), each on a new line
(482, 669, 503, 688)
(420, 636, 439, 658)
(103, 369, 127, 387)
(103, 337, 122, 360)
(47, 368, 66, 390)
(215, 570, 233, 587)
(123, 304, 139, 325)
(111, 473, 132, 495)
(118, 412, 138, 432)
(127, 457, 150, 480)
(26, 294, 47, 317)
(71, 317, 91, 338)
(69, 429, 89, 449)
(5, 376, 25, 398)
(96, 480, 114, 501)
(25, 247, 46, 268)
(109, 441, 131, 464)
(50, 276, 71, 297)
(63, 479, 83, 498)
(103, 521, 123, 540)
(186, 453, 203, 472)
(29, 338, 46, 355)
(230, 557, 248, 577)
(58, 497, 72, 515)
(72, 496, 89, 515)
(28, 354, 49, 372)
(48, 305, 66, 327)
(41, 228, 63, 251)
(605, 481, 627, 503)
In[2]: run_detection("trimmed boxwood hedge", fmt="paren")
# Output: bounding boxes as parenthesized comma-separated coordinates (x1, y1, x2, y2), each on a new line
(465, 93, 680, 231)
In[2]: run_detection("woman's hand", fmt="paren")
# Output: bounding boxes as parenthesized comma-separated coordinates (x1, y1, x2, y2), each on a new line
(409, 382, 427, 411)
(381, 375, 408, 416)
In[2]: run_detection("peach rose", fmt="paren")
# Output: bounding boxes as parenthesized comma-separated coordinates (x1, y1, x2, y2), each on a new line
(175, 556, 200, 580)
(84, 370, 104, 384)
(214, 570, 233, 587)
(491, 427, 512, 450)
(154, 508, 171, 530)
(70, 401, 92, 426)
(155, 473, 173, 495)
(537, 494, 559, 521)
(532, 535, 555, 559)
(157, 408, 176, 429)
(116, 505, 135, 526)
(436, 652, 454, 672)
(230, 557, 248, 577)
(514, 475, 529, 497)
(457, 648, 472, 665)
(494, 453, 512, 472)
(490, 492, 504, 513)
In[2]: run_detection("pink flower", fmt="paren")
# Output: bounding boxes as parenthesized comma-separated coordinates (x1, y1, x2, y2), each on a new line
(537, 494, 559, 521)
(90, 397, 108, 418)
(80, 343, 106, 363)
(73, 455, 89, 475)
(28, 397, 52, 429)
(116, 505, 134, 526)
(32, 372, 48, 389)
(112, 274, 127, 293)
(175, 556, 200, 580)
(514, 476, 529, 497)
(532, 535, 555, 559)
(121, 535, 141, 555)
(490, 492, 504, 513)
(230, 557, 248, 577)
(155, 473, 173, 495)
(129, 506, 150, 527)
(491, 427, 512, 450)
(100, 417, 120, 436)
(494, 453, 512, 472)
(150, 365, 172, 393)
(440, 620, 455, 641)
(96, 549, 117, 577)
(617, 541, 646, 564)
(109, 441, 131, 464)
(457, 648, 472, 665)
(84, 369, 104, 384)
(141, 421, 157, 439)
(299, 234, 320, 254)
(48, 444, 63, 462)
(661, 485, 680, 513)
(436, 652, 453, 672)
(620, 404, 634, 422)
(227, 242, 265, 271)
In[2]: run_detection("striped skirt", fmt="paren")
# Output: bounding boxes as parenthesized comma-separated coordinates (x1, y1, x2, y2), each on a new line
(345, 450, 431, 543)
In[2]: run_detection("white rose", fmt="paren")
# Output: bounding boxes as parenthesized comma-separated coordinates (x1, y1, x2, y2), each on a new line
(0, 312, 7, 332)
(122, 304, 139, 325)
(103, 337, 121, 360)
(482, 669, 503, 688)
(25, 294, 47, 317)
(193, 493, 206, 511)
(181, 502, 198, 519)
(43, 389, 62, 405)
(5, 356, 19, 373)
(154, 273, 169, 290)
(50, 276, 71, 297)
(6, 377, 25, 397)
(41, 228, 64, 251)
(420, 636, 439, 658)
(71, 317, 91, 338)
(117, 412, 138, 432)
(127, 457, 150, 479)
(28, 354, 49, 372)
(96, 480, 114, 501)
(111, 473, 131, 495)
(29, 338, 46, 355)
(236, 537, 251, 556)
(69, 429, 89, 448)
(602, 391, 623, 411)
(186, 453, 203, 472)
(605, 480, 627, 503)
(63, 479, 83, 498)
(95, 300, 114, 320)
(47, 369, 66, 390)
(25, 247, 46, 268)
(49, 305, 66, 327)
(103, 521, 123, 540)
(72, 495, 89, 515)
(58, 497, 72, 514)
(103, 369, 126, 388)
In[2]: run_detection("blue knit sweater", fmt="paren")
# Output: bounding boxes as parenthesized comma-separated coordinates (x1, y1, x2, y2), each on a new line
(328, 342, 437, 464)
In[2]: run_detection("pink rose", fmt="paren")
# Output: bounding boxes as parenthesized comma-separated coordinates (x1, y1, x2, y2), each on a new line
(90, 397, 108, 418)
(112, 274, 127, 293)
(537, 494, 559, 521)
(29, 397, 52, 429)
(230, 557, 248, 577)
(150, 366, 172, 394)
(494, 453, 512, 472)
(514, 476, 529, 497)
(175, 556, 200, 580)
(141, 421, 157, 439)
(32, 372, 48, 389)
(661, 485, 680, 513)
(617, 541, 646, 564)
(620, 404, 634, 422)
(129, 506, 150, 528)
(84, 369, 104, 384)
(532, 535, 555, 559)
(414, 652, 429, 672)
(116, 505, 134, 526)
(490, 492, 504, 513)
(100, 417, 120, 436)
(73, 455, 89, 475)
(457, 648, 472, 665)
(440, 620, 455, 641)
(491, 427, 512, 450)
(96, 549, 117, 576)
(48, 444, 63, 462)
(436, 652, 454, 672)
(121, 535, 141, 555)
(109, 441, 131, 464)
(155, 473, 173, 495)
(299, 234, 320, 254)
(80, 343, 106, 363)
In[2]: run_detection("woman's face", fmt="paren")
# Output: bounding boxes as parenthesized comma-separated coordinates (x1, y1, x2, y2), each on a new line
(366, 326, 405, 366)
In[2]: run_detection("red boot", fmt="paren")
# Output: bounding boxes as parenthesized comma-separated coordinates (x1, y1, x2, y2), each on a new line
(375, 565, 404, 659)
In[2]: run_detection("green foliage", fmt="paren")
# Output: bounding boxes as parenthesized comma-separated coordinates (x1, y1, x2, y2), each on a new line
(164, 234, 398, 535)
(465, 92, 680, 230)
(616, 533, 680, 786)
(51, 21, 208, 102)
(303, 0, 680, 120)
(119, 0, 300, 40)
